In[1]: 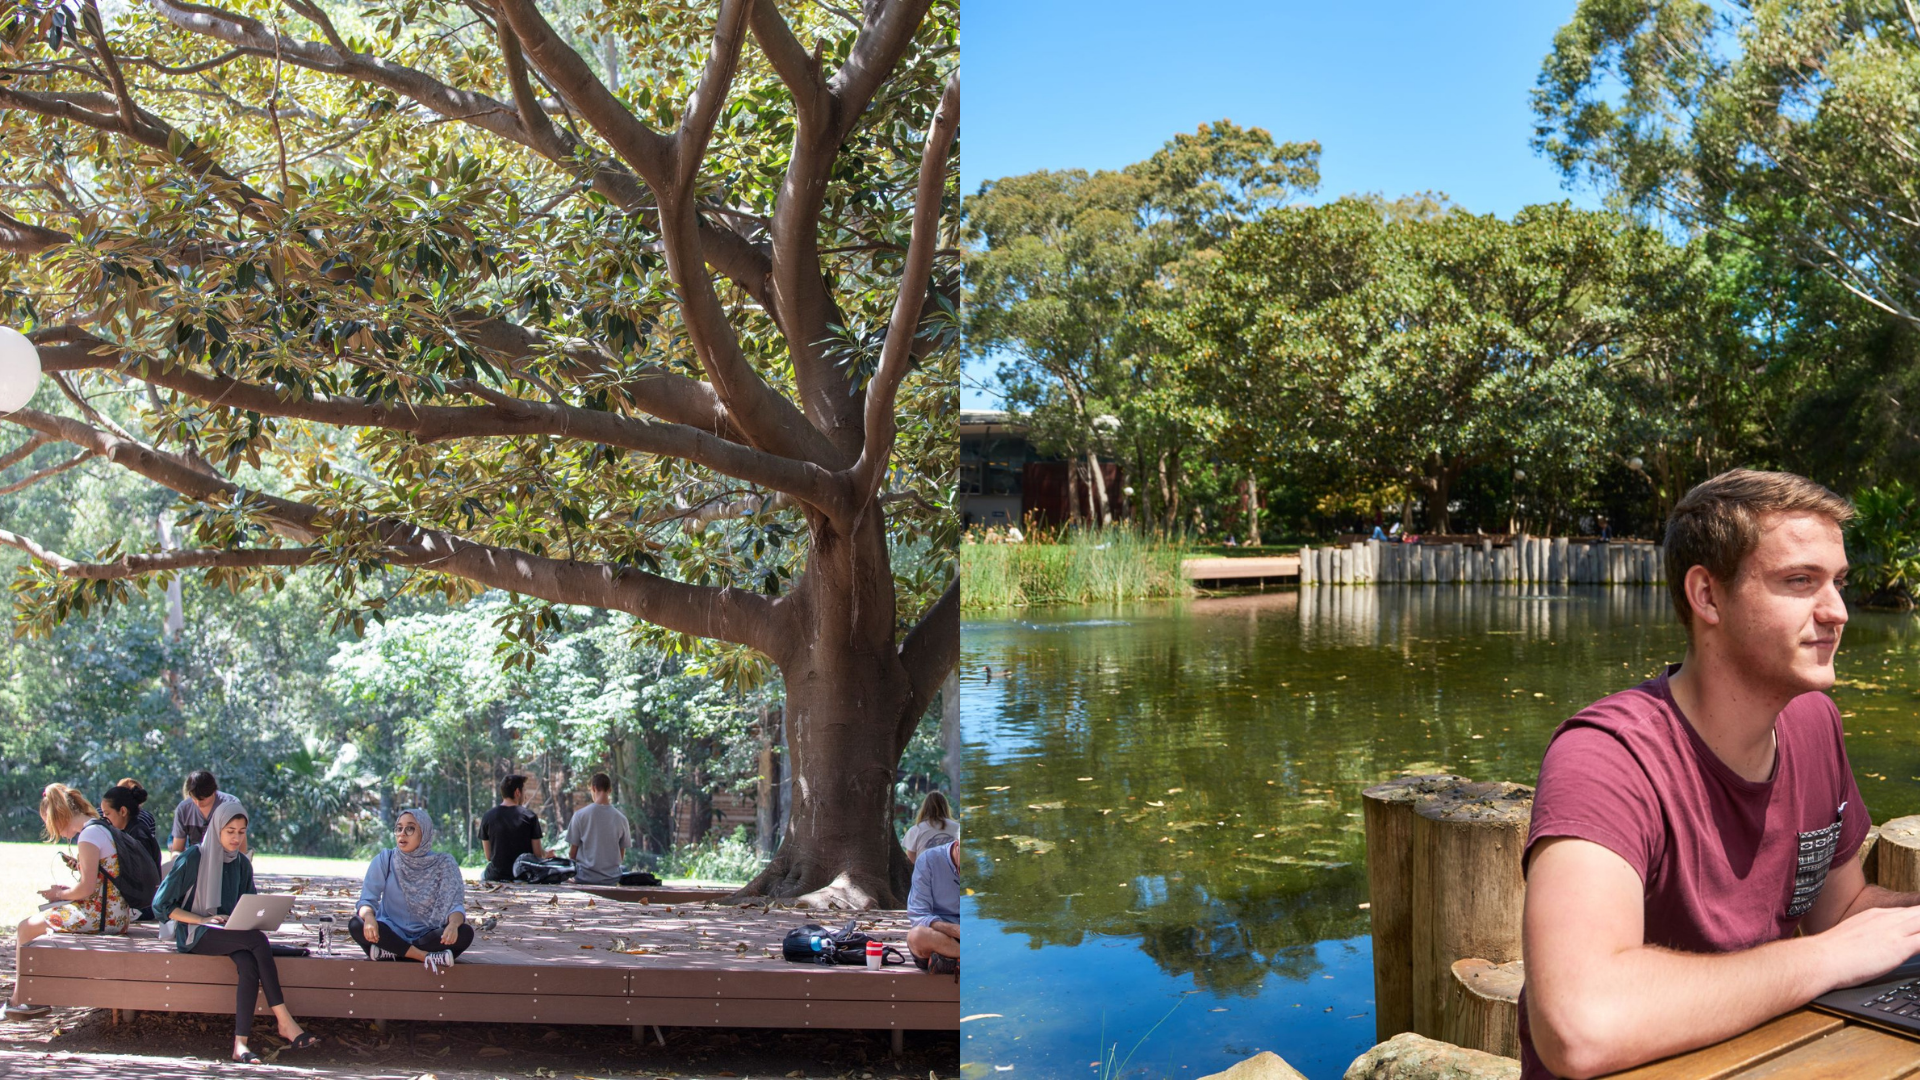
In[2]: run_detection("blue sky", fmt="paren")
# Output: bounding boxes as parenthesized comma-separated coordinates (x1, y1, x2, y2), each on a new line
(961, 0, 1601, 410)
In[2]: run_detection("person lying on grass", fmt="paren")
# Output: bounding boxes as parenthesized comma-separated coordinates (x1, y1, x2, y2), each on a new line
(1522, 469, 1920, 1079)
(4, 784, 133, 1020)
(351, 808, 471, 973)
(907, 839, 961, 976)
(151, 799, 318, 1064)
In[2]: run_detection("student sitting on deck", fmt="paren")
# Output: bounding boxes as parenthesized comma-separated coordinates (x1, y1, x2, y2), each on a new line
(901, 791, 960, 865)
(101, 781, 162, 919)
(567, 773, 651, 886)
(167, 769, 242, 859)
(480, 773, 547, 883)
(351, 808, 472, 972)
(3, 785, 133, 1020)
(151, 799, 318, 1063)
(906, 839, 961, 976)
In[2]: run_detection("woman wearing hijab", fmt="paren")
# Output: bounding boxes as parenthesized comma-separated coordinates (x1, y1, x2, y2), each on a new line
(349, 809, 472, 972)
(151, 799, 318, 1063)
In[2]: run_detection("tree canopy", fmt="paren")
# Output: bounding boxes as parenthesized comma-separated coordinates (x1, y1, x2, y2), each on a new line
(0, 0, 957, 906)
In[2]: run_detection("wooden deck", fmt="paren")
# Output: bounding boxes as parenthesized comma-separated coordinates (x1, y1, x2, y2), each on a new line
(1602, 1009, 1918, 1080)
(1181, 555, 1301, 586)
(14, 875, 956, 1035)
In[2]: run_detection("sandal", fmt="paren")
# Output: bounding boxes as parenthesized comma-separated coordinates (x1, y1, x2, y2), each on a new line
(1, 1003, 51, 1020)
(288, 1031, 320, 1050)
(231, 1050, 262, 1065)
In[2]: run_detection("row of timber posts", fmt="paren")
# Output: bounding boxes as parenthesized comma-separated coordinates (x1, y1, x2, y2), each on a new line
(1298, 536, 1665, 586)
(1362, 779, 1916, 1063)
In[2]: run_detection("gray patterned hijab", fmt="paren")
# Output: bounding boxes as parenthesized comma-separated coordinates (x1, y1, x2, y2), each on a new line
(191, 798, 247, 918)
(391, 809, 463, 928)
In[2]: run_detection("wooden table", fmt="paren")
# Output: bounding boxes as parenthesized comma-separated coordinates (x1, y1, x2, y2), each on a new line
(1604, 1010, 1920, 1080)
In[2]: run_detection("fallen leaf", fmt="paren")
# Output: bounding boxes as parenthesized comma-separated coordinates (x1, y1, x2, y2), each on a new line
(984, 786, 1010, 792)
(1077, 777, 1094, 781)
(961, 1013, 1004, 1022)
(1166, 788, 1183, 794)
(1026, 801, 1065, 810)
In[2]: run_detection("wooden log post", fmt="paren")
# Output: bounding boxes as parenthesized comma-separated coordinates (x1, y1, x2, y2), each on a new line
(1362, 774, 1471, 1043)
(1860, 824, 1883, 886)
(1553, 537, 1569, 585)
(1411, 781, 1533, 1041)
(1299, 546, 1314, 586)
(1443, 957, 1525, 1059)
(1875, 816, 1920, 892)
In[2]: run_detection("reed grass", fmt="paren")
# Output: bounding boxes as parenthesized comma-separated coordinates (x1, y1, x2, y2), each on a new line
(961, 529, 1191, 610)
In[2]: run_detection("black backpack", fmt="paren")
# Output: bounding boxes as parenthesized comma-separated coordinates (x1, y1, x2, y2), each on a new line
(88, 816, 159, 914)
(513, 853, 575, 884)
(781, 919, 905, 967)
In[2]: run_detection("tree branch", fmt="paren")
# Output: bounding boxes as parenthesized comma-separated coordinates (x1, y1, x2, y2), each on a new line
(675, 0, 753, 191)
(0, 530, 324, 577)
(0, 407, 787, 652)
(493, 0, 672, 186)
(0, 433, 53, 472)
(896, 575, 957, 746)
(0, 210, 70, 254)
(36, 328, 847, 508)
(849, 73, 956, 503)
(0, 450, 95, 496)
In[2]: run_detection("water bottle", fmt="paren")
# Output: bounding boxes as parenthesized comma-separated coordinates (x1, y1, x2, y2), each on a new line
(866, 940, 882, 970)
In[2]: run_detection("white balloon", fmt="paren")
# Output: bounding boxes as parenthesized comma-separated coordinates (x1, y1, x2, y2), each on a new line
(0, 327, 41, 413)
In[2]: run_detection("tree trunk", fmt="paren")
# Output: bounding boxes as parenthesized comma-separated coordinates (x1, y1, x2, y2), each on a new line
(1158, 449, 1177, 537)
(1068, 460, 1084, 526)
(735, 511, 925, 908)
(1427, 467, 1454, 535)
(1245, 470, 1262, 547)
(1088, 449, 1112, 528)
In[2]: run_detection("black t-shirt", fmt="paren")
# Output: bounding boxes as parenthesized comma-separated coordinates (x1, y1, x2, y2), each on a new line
(479, 804, 543, 880)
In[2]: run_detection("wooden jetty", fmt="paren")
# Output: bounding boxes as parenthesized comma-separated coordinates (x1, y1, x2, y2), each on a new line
(1181, 555, 1301, 587)
(14, 875, 956, 1045)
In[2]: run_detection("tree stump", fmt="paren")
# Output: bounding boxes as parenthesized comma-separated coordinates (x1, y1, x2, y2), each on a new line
(1860, 824, 1882, 886)
(1875, 816, 1920, 892)
(1410, 781, 1533, 1040)
(1362, 774, 1470, 1042)
(1442, 958, 1523, 1059)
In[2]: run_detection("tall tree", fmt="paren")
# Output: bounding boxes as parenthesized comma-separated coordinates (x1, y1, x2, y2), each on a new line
(963, 121, 1317, 529)
(1535, 0, 1920, 328)
(0, 0, 957, 906)
(1180, 199, 1689, 533)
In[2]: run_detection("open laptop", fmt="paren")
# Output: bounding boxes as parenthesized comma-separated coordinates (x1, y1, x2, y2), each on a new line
(1812, 954, 1920, 1035)
(221, 894, 295, 932)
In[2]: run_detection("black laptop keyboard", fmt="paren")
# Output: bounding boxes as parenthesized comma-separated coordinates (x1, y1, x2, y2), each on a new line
(1863, 982, 1920, 1013)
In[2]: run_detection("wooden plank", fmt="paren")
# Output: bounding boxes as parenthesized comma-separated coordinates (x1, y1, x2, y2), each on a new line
(1604, 1011, 1844, 1080)
(18, 976, 959, 1030)
(1736, 1026, 1920, 1080)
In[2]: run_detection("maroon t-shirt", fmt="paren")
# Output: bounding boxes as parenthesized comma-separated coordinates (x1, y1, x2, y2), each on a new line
(1516, 666, 1869, 1079)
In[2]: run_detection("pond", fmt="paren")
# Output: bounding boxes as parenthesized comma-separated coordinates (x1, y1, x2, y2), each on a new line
(958, 585, 1920, 1080)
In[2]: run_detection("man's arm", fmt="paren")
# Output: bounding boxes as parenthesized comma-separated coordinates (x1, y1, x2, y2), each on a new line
(1525, 837, 1920, 1078)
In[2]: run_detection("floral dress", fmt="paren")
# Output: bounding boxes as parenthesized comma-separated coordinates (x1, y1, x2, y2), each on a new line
(46, 844, 133, 935)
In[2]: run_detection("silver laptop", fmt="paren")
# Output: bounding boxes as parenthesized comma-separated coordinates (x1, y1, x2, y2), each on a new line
(222, 894, 295, 932)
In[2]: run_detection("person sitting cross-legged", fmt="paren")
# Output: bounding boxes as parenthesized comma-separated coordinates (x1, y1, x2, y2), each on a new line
(906, 839, 961, 976)
(350, 808, 472, 972)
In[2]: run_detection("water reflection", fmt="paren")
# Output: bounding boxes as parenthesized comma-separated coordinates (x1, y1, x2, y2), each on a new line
(961, 586, 1920, 1079)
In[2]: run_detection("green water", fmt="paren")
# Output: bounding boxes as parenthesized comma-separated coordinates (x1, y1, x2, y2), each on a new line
(959, 586, 1920, 1079)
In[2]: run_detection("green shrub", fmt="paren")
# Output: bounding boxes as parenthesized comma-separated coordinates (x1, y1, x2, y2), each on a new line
(1848, 481, 1920, 610)
(960, 529, 1190, 610)
(662, 825, 766, 884)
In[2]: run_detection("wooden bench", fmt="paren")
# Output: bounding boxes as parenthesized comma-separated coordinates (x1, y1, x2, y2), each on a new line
(14, 875, 956, 1046)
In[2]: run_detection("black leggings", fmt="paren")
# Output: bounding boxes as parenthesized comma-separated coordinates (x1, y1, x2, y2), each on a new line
(189, 928, 284, 1037)
(348, 916, 473, 959)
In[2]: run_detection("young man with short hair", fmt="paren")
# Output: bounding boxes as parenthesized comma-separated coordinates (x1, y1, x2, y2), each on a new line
(567, 773, 633, 886)
(1522, 469, 1920, 1078)
(478, 774, 547, 883)
(906, 839, 961, 976)
(169, 769, 242, 856)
